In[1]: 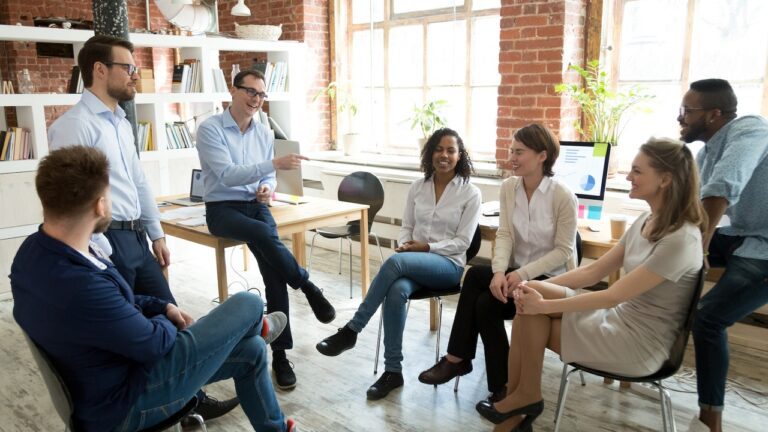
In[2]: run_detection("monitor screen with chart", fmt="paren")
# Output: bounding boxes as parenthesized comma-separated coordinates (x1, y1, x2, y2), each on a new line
(552, 141, 611, 220)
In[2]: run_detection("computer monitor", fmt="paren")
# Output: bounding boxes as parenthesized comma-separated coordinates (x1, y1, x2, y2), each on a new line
(553, 141, 611, 220)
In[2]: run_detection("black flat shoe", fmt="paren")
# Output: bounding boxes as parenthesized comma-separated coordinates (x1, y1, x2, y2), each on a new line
(316, 325, 357, 356)
(301, 282, 336, 324)
(366, 371, 404, 400)
(418, 356, 473, 385)
(475, 399, 543, 425)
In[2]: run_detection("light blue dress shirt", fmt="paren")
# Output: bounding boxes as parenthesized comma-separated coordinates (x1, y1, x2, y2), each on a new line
(195, 108, 276, 202)
(48, 90, 164, 244)
(697, 115, 768, 259)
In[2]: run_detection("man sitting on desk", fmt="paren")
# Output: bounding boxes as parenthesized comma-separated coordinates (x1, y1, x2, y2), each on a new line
(678, 78, 768, 432)
(196, 69, 337, 391)
(11, 146, 297, 432)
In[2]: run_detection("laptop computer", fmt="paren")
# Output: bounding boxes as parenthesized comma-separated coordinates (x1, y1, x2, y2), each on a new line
(166, 169, 205, 207)
(273, 139, 308, 205)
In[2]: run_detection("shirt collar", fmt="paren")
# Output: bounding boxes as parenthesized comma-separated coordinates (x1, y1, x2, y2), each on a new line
(514, 176, 553, 193)
(428, 174, 463, 186)
(81, 89, 126, 119)
(224, 107, 255, 133)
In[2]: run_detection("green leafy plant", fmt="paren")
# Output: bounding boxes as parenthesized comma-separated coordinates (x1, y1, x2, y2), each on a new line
(313, 81, 358, 119)
(555, 60, 653, 146)
(409, 99, 448, 140)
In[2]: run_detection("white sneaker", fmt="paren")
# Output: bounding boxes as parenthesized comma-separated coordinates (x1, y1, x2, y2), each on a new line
(262, 312, 287, 345)
(687, 415, 710, 432)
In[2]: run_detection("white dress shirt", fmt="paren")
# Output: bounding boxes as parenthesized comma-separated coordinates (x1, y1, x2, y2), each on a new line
(398, 175, 481, 267)
(512, 176, 567, 276)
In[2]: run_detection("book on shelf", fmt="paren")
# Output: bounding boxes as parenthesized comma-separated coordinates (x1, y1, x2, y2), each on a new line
(171, 65, 186, 93)
(68, 66, 84, 94)
(137, 121, 154, 152)
(0, 127, 31, 161)
(164, 122, 194, 149)
(211, 68, 228, 92)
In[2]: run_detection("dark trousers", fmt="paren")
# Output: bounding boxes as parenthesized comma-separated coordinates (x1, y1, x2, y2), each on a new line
(446, 265, 517, 393)
(205, 200, 309, 351)
(105, 229, 176, 304)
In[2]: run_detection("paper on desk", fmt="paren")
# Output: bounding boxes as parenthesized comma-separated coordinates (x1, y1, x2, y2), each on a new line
(177, 216, 207, 227)
(160, 206, 206, 221)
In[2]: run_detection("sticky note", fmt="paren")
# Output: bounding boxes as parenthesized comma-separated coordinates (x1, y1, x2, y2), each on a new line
(578, 204, 585, 219)
(593, 142, 608, 157)
(587, 205, 603, 220)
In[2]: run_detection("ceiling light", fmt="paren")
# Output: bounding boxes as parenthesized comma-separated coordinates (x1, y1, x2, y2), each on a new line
(231, 0, 251, 16)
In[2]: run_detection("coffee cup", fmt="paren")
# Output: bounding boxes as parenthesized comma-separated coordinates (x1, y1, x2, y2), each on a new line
(610, 215, 627, 241)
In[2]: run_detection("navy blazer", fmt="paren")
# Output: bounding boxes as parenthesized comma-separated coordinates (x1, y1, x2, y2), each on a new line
(10, 227, 176, 432)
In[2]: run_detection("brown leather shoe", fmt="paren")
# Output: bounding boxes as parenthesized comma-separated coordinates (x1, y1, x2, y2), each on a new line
(418, 356, 472, 385)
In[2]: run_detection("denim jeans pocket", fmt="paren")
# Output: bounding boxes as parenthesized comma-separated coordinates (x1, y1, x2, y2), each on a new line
(115, 396, 188, 432)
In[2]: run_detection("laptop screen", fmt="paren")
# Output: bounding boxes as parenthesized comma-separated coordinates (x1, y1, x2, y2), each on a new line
(274, 139, 304, 196)
(190, 169, 204, 200)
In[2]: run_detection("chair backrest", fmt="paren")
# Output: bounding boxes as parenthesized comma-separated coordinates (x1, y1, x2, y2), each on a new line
(654, 265, 707, 378)
(22, 332, 76, 430)
(337, 171, 385, 233)
(466, 224, 482, 263)
(575, 231, 583, 266)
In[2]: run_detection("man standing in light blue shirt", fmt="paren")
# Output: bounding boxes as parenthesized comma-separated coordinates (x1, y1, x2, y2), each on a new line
(678, 78, 768, 432)
(47, 35, 239, 421)
(196, 69, 337, 391)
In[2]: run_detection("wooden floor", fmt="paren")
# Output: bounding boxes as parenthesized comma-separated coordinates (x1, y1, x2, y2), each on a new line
(1, 236, 766, 431)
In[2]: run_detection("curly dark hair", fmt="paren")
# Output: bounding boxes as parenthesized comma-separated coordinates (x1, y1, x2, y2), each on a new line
(420, 128, 474, 181)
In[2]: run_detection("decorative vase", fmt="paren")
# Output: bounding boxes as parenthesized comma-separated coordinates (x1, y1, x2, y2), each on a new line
(343, 133, 362, 156)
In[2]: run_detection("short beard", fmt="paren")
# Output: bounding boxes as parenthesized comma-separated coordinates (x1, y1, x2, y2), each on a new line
(681, 118, 707, 143)
(107, 83, 136, 102)
(94, 216, 111, 234)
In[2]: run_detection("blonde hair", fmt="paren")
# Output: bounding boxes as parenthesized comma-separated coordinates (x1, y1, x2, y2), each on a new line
(639, 137, 707, 242)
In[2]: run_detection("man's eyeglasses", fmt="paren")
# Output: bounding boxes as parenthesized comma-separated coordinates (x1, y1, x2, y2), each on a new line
(104, 62, 140, 76)
(679, 106, 712, 117)
(235, 85, 268, 99)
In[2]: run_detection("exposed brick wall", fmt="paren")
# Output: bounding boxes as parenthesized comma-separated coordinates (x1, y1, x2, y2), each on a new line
(496, 0, 586, 173)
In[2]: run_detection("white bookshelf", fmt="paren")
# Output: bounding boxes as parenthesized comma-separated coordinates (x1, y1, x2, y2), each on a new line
(0, 24, 306, 293)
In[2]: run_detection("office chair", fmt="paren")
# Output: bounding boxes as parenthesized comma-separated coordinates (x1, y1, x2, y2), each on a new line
(308, 171, 385, 298)
(373, 224, 483, 392)
(553, 266, 707, 432)
(22, 331, 206, 432)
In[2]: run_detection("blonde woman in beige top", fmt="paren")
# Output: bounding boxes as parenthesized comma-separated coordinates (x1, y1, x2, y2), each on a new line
(419, 124, 578, 407)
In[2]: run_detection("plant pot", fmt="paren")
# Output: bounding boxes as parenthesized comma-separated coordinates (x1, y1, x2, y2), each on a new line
(607, 146, 619, 178)
(343, 133, 362, 156)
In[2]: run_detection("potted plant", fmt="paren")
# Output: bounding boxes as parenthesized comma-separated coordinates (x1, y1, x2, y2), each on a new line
(314, 81, 361, 155)
(555, 60, 653, 177)
(409, 99, 448, 150)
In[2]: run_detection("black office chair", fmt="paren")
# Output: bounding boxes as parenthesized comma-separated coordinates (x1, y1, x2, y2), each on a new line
(22, 331, 206, 432)
(372, 225, 483, 390)
(308, 171, 386, 298)
(553, 266, 707, 432)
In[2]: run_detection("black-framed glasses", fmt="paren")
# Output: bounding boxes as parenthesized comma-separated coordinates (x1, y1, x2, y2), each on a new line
(679, 106, 712, 117)
(104, 62, 140, 76)
(235, 85, 268, 99)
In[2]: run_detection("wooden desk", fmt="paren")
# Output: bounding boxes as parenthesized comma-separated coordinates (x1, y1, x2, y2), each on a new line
(160, 196, 370, 302)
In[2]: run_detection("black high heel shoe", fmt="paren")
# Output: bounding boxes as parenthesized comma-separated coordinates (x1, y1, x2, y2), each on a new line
(475, 399, 544, 425)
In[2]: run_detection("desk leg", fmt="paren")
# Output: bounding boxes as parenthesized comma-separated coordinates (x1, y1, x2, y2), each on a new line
(359, 209, 370, 297)
(215, 245, 228, 303)
(292, 233, 306, 268)
(429, 299, 438, 331)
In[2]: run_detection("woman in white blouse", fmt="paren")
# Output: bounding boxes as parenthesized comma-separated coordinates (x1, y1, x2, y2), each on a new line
(316, 128, 482, 401)
(419, 123, 578, 407)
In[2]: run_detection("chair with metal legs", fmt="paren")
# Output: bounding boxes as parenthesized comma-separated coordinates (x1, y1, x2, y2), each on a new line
(553, 266, 706, 432)
(22, 331, 206, 432)
(308, 171, 386, 298)
(373, 225, 482, 391)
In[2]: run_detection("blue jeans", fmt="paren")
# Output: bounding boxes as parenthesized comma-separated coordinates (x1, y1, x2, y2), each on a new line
(206, 201, 310, 351)
(348, 252, 463, 373)
(693, 230, 768, 410)
(113, 292, 286, 431)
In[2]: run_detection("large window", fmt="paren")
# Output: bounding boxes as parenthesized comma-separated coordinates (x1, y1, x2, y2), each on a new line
(609, 0, 768, 170)
(339, 0, 501, 159)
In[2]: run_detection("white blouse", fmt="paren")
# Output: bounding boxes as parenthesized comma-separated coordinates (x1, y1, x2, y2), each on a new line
(398, 175, 482, 267)
(512, 176, 566, 276)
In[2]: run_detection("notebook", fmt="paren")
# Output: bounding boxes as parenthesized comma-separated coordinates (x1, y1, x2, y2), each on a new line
(166, 169, 204, 207)
(273, 139, 308, 205)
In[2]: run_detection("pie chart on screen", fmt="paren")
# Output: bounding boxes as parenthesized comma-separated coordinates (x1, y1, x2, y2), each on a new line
(581, 174, 596, 191)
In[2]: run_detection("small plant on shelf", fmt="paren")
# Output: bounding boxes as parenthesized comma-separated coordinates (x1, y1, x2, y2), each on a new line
(314, 82, 361, 155)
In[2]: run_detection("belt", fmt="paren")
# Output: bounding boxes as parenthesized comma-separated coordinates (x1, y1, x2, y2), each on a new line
(108, 219, 144, 231)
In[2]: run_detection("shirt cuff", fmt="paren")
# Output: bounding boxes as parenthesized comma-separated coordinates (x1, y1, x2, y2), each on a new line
(145, 220, 164, 242)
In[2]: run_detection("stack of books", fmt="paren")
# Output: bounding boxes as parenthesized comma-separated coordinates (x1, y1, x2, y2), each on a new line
(254, 61, 288, 93)
(0, 127, 32, 161)
(137, 122, 154, 152)
(172, 59, 203, 93)
(211, 68, 229, 92)
(164, 122, 194, 149)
